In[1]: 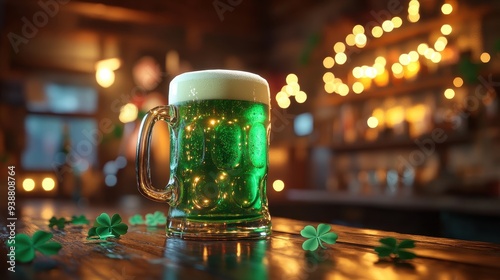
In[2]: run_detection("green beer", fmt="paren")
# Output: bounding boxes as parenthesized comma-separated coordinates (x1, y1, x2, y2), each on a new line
(172, 99, 269, 220)
(137, 70, 271, 239)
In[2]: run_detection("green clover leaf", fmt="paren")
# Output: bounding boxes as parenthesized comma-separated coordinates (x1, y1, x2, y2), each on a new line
(128, 214, 145, 225)
(8, 231, 62, 263)
(71, 215, 90, 225)
(145, 211, 166, 227)
(300, 224, 338, 251)
(87, 213, 128, 240)
(374, 237, 416, 261)
(48, 217, 67, 230)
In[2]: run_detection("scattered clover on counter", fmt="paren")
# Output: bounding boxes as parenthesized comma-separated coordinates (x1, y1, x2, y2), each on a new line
(128, 214, 145, 225)
(374, 237, 416, 261)
(145, 211, 167, 227)
(9, 231, 62, 263)
(49, 215, 90, 230)
(71, 215, 90, 225)
(49, 217, 67, 230)
(87, 213, 128, 240)
(300, 223, 338, 251)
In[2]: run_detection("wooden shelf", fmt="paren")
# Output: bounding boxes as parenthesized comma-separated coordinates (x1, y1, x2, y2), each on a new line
(315, 75, 450, 108)
(286, 189, 500, 216)
(327, 131, 471, 153)
(358, 5, 491, 52)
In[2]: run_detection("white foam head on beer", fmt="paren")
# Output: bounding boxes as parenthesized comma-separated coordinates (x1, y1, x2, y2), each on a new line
(169, 69, 270, 105)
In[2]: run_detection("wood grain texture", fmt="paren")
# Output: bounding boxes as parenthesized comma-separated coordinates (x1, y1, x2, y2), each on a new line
(1, 200, 500, 280)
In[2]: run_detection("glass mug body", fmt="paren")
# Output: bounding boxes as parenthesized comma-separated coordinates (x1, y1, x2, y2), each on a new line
(136, 70, 272, 239)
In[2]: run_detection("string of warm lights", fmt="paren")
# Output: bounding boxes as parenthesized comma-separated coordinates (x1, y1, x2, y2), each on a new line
(275, 0, 495, 122)
(321, 0, 462, 98)
(276, 74, 307, 108)
(21, 177, 56, 192)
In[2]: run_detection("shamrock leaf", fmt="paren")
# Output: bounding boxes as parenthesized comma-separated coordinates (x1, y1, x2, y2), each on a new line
(145, 211, 166, 227)
(48, 217, 67, 230)
(71, 215, 90, 225)
(300, 223, 338, 251)
(374, 237, 416, 261)
(9, 231, 62, 263)
(128, 214, 145, 225)
(87, 213, 128, 240)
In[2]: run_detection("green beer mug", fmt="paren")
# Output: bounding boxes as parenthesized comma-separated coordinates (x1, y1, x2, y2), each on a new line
(136, 69, 272, 239)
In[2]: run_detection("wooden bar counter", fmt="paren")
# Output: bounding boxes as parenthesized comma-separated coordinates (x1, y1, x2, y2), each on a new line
(1, 199, 500, 279)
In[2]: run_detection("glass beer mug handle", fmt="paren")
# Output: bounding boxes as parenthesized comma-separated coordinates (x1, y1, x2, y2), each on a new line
(136, 105, 178, 203)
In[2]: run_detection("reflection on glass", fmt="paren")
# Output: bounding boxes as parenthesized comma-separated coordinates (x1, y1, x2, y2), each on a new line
(386, 169, 398, 195)
(402, 167, 415, 196)
(163, 238, 268, 279)
(22, 115, 97, 171)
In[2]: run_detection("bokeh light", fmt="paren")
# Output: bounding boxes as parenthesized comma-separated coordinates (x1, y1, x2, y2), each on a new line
(453, 77, 464, 87)
(23, 178, 35, 192)
(42, 178, 55, 191)
(367, 116, 379, 128)
(273, 180, 285, 192)
(444, 88, 455, 99)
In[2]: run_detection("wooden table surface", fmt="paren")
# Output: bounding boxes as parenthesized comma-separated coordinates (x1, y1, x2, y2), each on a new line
(1, 199, 500, 280)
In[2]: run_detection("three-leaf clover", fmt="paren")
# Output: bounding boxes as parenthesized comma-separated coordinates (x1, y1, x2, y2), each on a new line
(71, 215, 90, 225)
(48, 217, 67, 230)
(9, 231, 62, 263)
(374, 237, 416, 260)
(87, 213, 128, 240)
(300, 224, 338, 251)
(145, 211, 166, 227)
(128, 214, 145, 225)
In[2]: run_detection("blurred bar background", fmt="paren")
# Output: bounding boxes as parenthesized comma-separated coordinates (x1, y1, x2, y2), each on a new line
(1, 0, 499, 242)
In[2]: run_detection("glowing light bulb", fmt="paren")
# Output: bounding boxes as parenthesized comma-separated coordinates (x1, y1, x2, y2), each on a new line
(408, 13, 420, 23)
(334, 42, 346, 53)
(399, 53, 411, 66)
(382, 20, 394, 32)
(119, 103, 139, 123)
(375, 56, 387, 66)
(42, 178, 55, 191)
(441, 24, 453, 35)
(273, 180, 285, 192)
(453, 77, 464, 87)
(367, 116, 379, 128)
(323, 57, 335, 68)
(354, 33, 367, 46)
(444, 88, 455, 99)
(430, 52, 442, 63)
(352, 67, 363, 79)
(352, 25, 365, 35)
(480, 52, 491, 63)
(371, 26, 383, 38)
(337, 84, 349, 96)
(417, 43, 429, 55)
(346, 34, 356, 46)
(96, 68, 115, 88)
(278, 97, 291, 109)
(434, 37, 448, 52)
(276, 91, 288, 102)
(441, 3, 453, 15)
(23, 178, 35, 192)
(365, 67, 377, 78)
(324, 82, 335, 94)
(286, 73, 298, 84)
(295, 91, 307, 103)
(391, 17, 403, 28)
(352, 82, 364, 94)
(323, 72, 335, 83)
(392, 63, 403, 74)
(335, 53, 347, 65)
(408, 5, 419, 15)
(409, 51, 419, 62)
